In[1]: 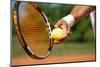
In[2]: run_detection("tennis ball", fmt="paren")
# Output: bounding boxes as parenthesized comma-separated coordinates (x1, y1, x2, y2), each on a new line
(51, 28, 64, 40)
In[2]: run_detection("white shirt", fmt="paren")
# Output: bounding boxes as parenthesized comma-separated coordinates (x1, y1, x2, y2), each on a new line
(90, 10, 96, 35)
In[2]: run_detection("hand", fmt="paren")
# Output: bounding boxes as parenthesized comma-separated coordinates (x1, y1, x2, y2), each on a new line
(54, 19, 71, 44)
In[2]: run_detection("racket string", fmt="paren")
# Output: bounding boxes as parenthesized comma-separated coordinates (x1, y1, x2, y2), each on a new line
(18, 2, 51, 57)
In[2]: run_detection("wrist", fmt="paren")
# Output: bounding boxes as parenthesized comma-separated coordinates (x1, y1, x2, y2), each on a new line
(62, 14, 75, 27)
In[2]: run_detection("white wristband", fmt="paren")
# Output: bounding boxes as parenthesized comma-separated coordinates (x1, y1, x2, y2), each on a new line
(62, 15, 75, 27)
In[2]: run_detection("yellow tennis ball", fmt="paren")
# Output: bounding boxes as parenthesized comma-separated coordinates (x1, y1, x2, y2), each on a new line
(51, 28, 64, 40)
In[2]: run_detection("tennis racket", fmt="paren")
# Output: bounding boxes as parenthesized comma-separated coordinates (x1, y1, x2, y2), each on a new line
(12, 1, 54, 59)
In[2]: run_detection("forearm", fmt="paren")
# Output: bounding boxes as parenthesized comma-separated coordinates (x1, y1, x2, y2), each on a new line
(70, 5, 95, 22)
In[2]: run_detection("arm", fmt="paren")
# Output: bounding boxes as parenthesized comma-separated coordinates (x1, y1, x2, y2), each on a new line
(70, 5, 95, 22)
(54, 5, 95, 43)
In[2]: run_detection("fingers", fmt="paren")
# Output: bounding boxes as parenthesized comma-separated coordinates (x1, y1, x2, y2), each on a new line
(53, 40, 61, 44)
(53, 19, 72, 44)
(61, 23, 67, 37)
(54, 20, 62, 28)
(53, 39, 64, 44)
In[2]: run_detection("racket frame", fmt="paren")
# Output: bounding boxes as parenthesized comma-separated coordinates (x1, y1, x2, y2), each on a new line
(12, 1, 54, 59)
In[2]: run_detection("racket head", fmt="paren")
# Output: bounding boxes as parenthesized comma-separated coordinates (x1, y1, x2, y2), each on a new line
(13, 1, 53, 59)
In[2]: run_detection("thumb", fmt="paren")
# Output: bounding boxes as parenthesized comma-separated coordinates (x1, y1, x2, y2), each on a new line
(54, 25, 59, 28)
(54, 20, 62, 28)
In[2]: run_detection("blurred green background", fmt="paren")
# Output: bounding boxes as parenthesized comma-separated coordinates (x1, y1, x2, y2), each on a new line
(12, 2, 96, 58)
